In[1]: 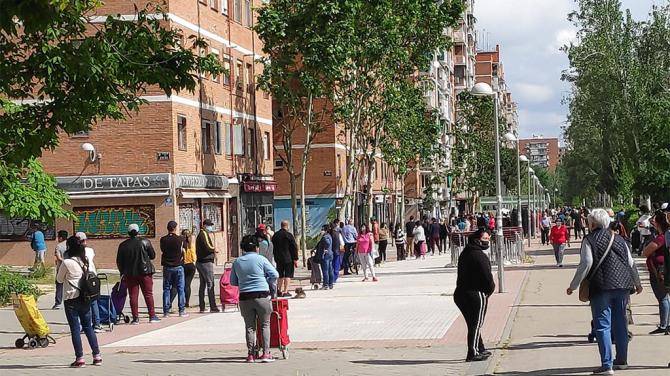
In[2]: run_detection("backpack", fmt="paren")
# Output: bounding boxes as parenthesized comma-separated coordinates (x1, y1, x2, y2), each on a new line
(69, 258, 100, 303)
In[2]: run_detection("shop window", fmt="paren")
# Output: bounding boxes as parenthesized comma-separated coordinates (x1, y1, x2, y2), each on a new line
(202, 203, 223, 231)
(213, 121, 222, 154)
(177, 115, 187, 151)
(74, 206, 156, 239)
(0, 214, 55, 241)
(179, 204, 201, 233)
(202, 121, 212, 154)
(262, 131, 270, 160)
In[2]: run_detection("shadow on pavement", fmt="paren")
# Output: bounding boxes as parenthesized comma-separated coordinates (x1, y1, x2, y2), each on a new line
(512, 304, 588, 308)
(504, 264, 577, 272)
(0, 364, 69, 370)
(351, 359, 464, 366)
(504, 340, 592, 351)
(135, 357, 242, 364)
(494, 365, 670, 375)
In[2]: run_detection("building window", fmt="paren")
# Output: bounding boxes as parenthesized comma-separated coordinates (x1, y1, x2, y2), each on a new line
(246, 128, 255, 157)
(234, 0, 242, 23)
(222, 54, 231, 86)
(222, 0, 228, 15)
(211, 49, 220, 83)
(202, 203, 223, 232)
(224, 122, 232, 155)
(233, 122, 244, 155)
(262, 131, 270, 160)
(246, 63, 253, 92)
(209, 0, 217, 10)
(245, 0, 252, 27)
(179, 204, 201, 233)
(202, 121, 212, 154)
(236, 59, 243, 90)
(274, 159, 284, 170)
(214, 121, 222, 154)
(177, 115, 187, 151)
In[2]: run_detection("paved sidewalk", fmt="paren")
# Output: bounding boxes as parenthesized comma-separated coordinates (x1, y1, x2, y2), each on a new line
(491, 241, 670, 375)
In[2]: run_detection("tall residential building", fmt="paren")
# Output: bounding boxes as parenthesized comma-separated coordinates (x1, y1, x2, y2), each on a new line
(0, 1, 273, 267)
(519, 136, 561, 172)
(454, 0, 477, 94)
(475, 44, 519, 134)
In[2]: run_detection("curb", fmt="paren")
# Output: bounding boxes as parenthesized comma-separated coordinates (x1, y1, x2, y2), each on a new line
(472, 267, 531, 376)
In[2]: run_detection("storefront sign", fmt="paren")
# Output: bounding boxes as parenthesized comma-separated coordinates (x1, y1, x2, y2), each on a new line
(176, 174, 229, 191)
(157, 152, 170, 161)
(57, 174, 171, 193)
(243, 181, 277, 193)
(74, 205, 156, 239)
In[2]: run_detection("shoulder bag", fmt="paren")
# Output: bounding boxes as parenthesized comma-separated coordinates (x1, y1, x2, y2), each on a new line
(579, 234, 615, 302)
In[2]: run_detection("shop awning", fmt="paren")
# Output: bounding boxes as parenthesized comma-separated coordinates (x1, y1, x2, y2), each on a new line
(180, 191, 232, 199)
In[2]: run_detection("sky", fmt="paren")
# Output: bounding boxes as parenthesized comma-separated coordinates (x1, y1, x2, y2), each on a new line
(475, 0, 663, 141)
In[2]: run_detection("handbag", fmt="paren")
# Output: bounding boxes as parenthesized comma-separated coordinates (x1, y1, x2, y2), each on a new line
(371, 243, 380, 259)
(579, 234, 615, 302)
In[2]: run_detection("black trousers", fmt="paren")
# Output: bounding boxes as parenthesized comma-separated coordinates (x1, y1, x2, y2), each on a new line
(541, 228, 549, 245)
(454, 290, 488, 358)
(396, 243, 406, 260)
(343, 243, 356, 273)
(377, 240, 388, 263)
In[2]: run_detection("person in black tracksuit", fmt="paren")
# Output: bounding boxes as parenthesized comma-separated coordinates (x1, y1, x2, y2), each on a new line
(454, 228, 495, 362)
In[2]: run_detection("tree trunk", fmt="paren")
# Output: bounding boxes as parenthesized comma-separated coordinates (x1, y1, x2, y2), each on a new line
(366, 155, 375, 224)
(290, 173, 298, 236)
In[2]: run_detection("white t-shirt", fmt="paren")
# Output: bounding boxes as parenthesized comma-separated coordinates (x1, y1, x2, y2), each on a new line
(85, 247, 97, 275)
(637, 214, 651, 236)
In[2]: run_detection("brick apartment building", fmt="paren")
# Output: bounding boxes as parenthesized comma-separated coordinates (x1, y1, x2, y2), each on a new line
(519, 136, 560, 172)
(0, 0, 274, 268)
(475, 44, 519, 134)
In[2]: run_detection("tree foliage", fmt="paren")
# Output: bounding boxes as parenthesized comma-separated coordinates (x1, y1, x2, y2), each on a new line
(562, 1, 670, 203)
(0, 1, 223, 223)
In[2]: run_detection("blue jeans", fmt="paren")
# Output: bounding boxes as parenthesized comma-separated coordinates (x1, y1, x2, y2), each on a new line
(590, 289, 629, 369)
(64, 298, 100, 359)
(321, 258, 333, 288)
(163, 266, 185, 314)
(90, 299, 100, 326)
(332, 253, 342, 283)
(650, 274, 670, 328)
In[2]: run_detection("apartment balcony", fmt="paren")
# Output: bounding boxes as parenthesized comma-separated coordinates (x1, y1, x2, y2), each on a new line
(453, 30, 465, 44)
(454, 55, 466, 65)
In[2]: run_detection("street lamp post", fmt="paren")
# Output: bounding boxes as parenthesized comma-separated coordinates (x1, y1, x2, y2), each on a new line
(525, 162, 532, 247)
(472, 82, 505, 293)
(504, 133, 522, 228)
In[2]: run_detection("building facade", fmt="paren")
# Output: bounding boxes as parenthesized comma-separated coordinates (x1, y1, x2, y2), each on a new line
(0, 0, 273, 268)
(519, 136, 561, 171)
(475, 44, 519, 134)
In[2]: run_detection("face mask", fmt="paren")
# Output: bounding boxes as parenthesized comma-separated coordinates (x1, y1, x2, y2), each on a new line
(206, 225, 214, 232)
(479, 240, 490, 249)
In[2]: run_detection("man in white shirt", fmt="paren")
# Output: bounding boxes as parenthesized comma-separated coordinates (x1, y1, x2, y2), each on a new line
(52, 230, 68, 310)
(76, 232, 102, 333)
(636, 205, 652, 255)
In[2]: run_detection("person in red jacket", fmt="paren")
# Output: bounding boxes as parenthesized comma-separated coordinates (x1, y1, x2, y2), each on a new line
(550, 218, 568, 267)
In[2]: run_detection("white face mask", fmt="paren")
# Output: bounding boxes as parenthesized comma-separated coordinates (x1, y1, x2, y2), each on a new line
(206, 225, 214, 232)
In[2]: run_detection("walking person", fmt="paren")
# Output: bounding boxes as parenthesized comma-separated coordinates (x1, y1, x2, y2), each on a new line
(430, 218, 440, 256)
(117, 224, 160, 324)
(160, 221, 188, 318)
(395, 223, 406, 261)
(565, 213, 573, 247)
(342, 220, 358, 275)
(57, 236, 102, 367)
(316, 225, 334, 289)
(356, 224, 378, 282)
(572, 209, 583, 239)
(332, 222, 345, 283)
(550, 218, 568, 267)
(567, 209, 643, 375)
(52, 230, 68, 310)
(171, 229, 197, 309)
(453, 228, 495, 362)
(440, 219, 449, 255)
(413, 220, 426, 259)
(636, 205, 653, 255)
(196, 219, 219, 313)
(377, 223, 389, 265)
(271, 220, 299, 297)
(540, 214, 550, 246)
(256, 224, 274, 266)
(405, 216, 416, 260)
(230, 235, 279, 363)
(641, 211, 670, 335)
(29, 222, 47, 271)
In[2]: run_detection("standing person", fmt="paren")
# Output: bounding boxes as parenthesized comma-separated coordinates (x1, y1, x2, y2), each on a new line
(487, 213, 495, 232)
(342, 220, 358, 275)
(550, 218, 568, 267)
(641, 212, 670, 335)
(572, 209, 583, 239)
(430, 218, 441, 256)
(160, 221, 187, 318)
(356, 224, 378, 282)
(331, 222, 345, 283)
(196, 219, 219, 313)
(171, 229, 197, 309)
(440, 219, 449, 255)
(75, 232, 102, 333)
(256, 224, 274, 266)
(52, 230, 68, 310)
(394, 222, 406, 261)
(377, 223, 389, 265)
(271, 220, 299, 297)
(56, 236, 102, 368)
(453, 229, 495, 362)
(405, 216, 416, 259)
(316, 225, 334, 289)
(29, 222, 46, 270)
(117, 224, 160, 324)
(564, 212, 574, 248)
(636, 205, 653, 255)
(413, 220, 426, 259)
(540, 214, 551, 246)
(371, 218, 380, 244)
(230, 235, 279, 363)
(567, 209, 642, 375)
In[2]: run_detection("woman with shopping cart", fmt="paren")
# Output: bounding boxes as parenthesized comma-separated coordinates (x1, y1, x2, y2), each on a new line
(230, 234, 279, 363)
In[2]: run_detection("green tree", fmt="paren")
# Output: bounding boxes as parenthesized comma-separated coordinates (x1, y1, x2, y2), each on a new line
(0, 1, 223, 223)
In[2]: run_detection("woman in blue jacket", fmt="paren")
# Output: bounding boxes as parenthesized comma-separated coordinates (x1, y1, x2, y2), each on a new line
(316, 225, 334, 290)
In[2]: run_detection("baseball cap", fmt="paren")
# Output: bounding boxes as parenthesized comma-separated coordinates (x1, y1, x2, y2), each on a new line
(75, 232, 87, 240)
(128, 224, 140, 233)
(257, 223, 266, 231)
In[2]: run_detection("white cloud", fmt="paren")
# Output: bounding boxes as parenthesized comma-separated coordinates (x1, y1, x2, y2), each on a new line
(549, 28, 577, 54)
(514, 83, 554, 104)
